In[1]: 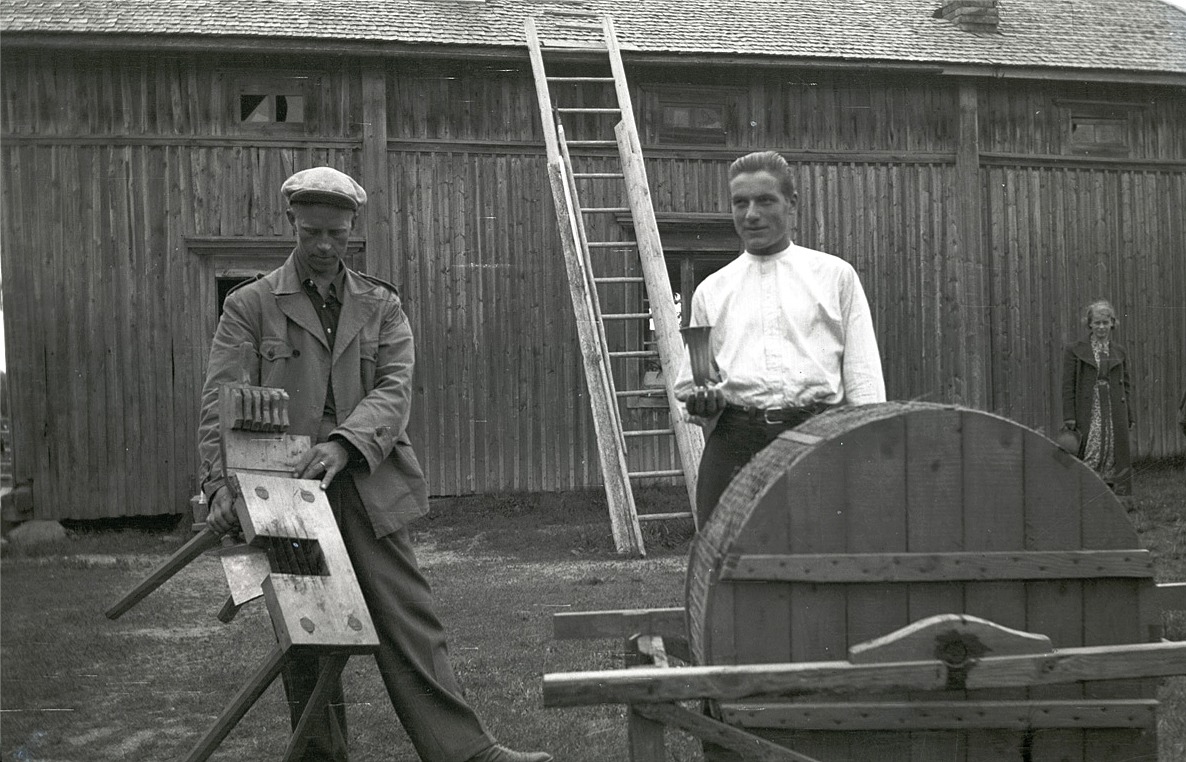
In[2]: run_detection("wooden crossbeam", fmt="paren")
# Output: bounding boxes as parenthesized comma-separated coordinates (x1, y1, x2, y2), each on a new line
(720, 549, 1156, 582)
(631, 704, 823, 762)
(553, 607, 687, 641)
(719, 699, 1159, 730)
(542, 639, 1186, 707)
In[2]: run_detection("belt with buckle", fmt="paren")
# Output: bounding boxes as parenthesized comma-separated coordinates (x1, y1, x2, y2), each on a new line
(724, 401, 831, 425)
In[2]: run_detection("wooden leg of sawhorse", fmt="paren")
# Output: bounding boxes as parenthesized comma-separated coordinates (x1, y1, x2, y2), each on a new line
(624, 634, 668, 761)
(628, 706, 667, 761)
(282, 654, 350, 762)
(180, 645, 286, 762)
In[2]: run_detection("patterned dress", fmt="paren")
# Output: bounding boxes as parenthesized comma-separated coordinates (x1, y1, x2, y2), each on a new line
(1081, 336, 1116, 482)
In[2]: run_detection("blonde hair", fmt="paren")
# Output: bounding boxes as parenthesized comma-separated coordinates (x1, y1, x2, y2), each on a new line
(1083, 299, 1118, 328)
(729, 151, 796, 198)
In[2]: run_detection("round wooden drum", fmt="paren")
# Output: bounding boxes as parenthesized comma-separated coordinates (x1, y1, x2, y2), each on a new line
(686, 402, 1159, 761)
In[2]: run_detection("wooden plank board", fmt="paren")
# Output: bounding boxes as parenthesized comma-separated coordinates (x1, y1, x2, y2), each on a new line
(904, 408, 966, 760)
(720, 550, 1153, 582)
(633, 703, 823, 762)
(1023, 423, 1086, 760)
(786, 444, 851, 759)
(552, 607, 687, 641)
(719, 700, 1157, 730)
(1081, 464, 1157, 762)
(1081, 577, 1157, 760)
(734, 469, 793, 666)
(235, 472, 377, 653)
(843, 416, 910, 762)
(542, 639, 1186, 707)
(961, 411, 1028, 761)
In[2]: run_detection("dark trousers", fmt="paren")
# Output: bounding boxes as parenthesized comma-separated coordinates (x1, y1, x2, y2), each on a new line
(695, 410, 814, 526)
(282, 473, 493, 762)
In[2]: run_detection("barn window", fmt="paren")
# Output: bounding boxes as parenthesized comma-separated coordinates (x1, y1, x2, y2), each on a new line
(649, 87, 737, 145)
(240, 94, 305, 124)
(1061, 101, 1134, 157)
(661, 104, 726, 143)
(230, 72, 320, 133)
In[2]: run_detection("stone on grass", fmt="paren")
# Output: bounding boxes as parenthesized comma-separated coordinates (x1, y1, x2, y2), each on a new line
(7, 520, 68, 547)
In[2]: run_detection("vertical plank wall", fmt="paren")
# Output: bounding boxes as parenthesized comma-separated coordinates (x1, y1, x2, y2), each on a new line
(1, 52, 1183, 519)
(0, 51, 363, 519)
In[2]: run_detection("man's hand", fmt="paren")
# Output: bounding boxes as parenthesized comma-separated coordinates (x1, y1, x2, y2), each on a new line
(206, 485, 239, 535)
(292, 440, 350, 490)
(686, 385, 725, 418)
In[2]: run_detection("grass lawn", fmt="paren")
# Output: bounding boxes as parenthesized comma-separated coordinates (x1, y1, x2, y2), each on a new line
(1, 464, 1183, 762)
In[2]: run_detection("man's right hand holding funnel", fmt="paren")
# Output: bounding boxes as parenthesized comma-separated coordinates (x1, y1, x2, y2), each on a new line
(686, 384, 725, 417)
(679, 324, 723, 417)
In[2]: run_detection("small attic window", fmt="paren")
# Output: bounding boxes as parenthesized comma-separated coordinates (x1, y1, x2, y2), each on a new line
(230, 72, 320, 133)
(1062, 102, 1132, 157)
(651, 87, 737, 145)
(661, 104, 726, 144)
(241, 94, 305, 124)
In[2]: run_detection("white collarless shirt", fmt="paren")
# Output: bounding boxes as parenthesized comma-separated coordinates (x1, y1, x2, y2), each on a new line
(673, 243, 886, 409)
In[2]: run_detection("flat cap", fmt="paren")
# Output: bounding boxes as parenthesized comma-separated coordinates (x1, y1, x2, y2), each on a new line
(281, 167, 367, 210)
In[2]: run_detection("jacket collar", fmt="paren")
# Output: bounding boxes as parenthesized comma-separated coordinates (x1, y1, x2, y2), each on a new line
(1069, 339, 1125, 368)
(270, 253, 383, 359)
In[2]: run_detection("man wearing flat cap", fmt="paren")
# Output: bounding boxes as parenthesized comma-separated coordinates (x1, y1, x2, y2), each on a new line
(198, 167, 551, 762)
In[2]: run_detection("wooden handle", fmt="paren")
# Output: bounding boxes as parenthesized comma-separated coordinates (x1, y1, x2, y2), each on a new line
(104, 527, 223, 619)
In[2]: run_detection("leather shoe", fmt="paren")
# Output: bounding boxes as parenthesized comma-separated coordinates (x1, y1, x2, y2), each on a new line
(465, 744, 553, 762)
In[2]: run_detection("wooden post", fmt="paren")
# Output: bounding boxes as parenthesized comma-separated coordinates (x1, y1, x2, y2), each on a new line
(627, 709, 667, 762)
(955, 80, 990, 409)
(624, 635, 667, 761)
(361, 62, 391, 281)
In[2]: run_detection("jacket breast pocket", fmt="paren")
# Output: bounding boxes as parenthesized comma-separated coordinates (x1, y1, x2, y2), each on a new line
(259, 338, 295, 387)
(360, 339, 379, 392)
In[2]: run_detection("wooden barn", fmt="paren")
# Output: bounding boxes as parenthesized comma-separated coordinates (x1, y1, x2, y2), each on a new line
(2, 0, 1184, 522)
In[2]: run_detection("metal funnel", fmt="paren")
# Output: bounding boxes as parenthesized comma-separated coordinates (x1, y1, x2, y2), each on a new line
(680, 325, 714, 386)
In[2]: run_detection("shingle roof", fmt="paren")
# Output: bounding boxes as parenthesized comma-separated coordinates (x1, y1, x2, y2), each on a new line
(3, 0, 1184, 75)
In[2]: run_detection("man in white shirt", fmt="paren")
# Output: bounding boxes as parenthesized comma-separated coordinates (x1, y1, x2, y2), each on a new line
(675, 151, 886, 525)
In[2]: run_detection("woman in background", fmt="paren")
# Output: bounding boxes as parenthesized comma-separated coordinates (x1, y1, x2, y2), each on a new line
(1062, 299, 1134, 495)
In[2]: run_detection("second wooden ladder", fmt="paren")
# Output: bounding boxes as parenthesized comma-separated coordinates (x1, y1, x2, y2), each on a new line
(526, 10, 703, 556)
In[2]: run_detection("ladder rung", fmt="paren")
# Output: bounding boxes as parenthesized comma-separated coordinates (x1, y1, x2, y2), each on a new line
(548, 76, 615, 82)
(552, 22, 603, 31)
(617, 388, 665, 398)
(557, 107, 621, 114)
(573, 172, 625, 179)
(565, 140, 617, 146)
(638, 512, 695, 522)
(540, 43, 609, 52)
(587, 241, 637, 248)
(629, 469, 684, 479)
(547, 10, 602, 18)
(609, 350, 660, 359)
(582, 207, 630, 213)
(601, 312, 651, 320)
(594, 276, 645, 284)
(623, 428, 676, 438)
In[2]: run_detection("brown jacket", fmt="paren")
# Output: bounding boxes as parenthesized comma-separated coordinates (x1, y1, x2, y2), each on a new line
(198, 254, 429, 537)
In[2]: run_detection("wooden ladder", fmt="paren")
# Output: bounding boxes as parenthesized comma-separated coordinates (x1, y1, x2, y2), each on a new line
(526, 9, 703, 556)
